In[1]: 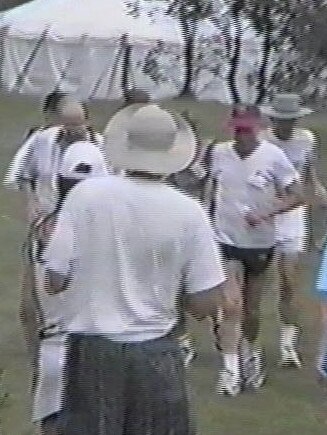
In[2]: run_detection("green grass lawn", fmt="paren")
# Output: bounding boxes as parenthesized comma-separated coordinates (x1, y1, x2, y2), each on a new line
(0, 95, 327, 434)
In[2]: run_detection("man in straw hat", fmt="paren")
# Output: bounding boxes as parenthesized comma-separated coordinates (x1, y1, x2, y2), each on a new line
(208, 104, 303, 396)
(261, 93, 327, 368)
(41, 103, 228, 434)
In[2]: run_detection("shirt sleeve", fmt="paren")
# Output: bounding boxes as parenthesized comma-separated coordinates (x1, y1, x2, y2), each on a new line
(273, 148, 299, 189)
(3, 132, 39, 189)
(183, 205, 226, 294)
(42, 209, 76, 275)
(316, 246, 327, 299)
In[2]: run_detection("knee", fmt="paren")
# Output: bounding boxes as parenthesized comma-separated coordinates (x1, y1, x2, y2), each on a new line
(223, 298, 243, 319)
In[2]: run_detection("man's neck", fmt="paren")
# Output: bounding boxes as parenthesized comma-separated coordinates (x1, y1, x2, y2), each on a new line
(233, 140, 260, 159)
(271, 128, 295, 141)
(127, 171, 164, 181)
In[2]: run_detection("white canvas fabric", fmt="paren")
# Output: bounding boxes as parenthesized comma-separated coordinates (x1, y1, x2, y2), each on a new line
(0, 0, 183, 99)
(262, 128, 316, 247)
(43, 176, 226, 342)
(210, 140, 298, 249)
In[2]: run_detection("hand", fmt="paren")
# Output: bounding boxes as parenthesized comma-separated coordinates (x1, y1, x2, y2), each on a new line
(244, 210, 264, 226)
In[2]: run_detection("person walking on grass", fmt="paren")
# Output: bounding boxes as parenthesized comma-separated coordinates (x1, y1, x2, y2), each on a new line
(23, 141, 109, 435)
(11, 101, 107, 378)
(260, 93, 327, 368)
(42, 103, 228, 434)
(208, 105, 302, 396)
(4, 96, 104, 223)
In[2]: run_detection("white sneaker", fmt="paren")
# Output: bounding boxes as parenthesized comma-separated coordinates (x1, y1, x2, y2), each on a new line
(178, 334, 197, 368)
(216, 370, 241, 397)
(242, 348, 266, 390)
(280, 326, 302, 369)
(280, 345, 302, 368)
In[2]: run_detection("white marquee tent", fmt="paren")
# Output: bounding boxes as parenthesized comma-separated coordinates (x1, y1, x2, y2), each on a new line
(0, 0, 185, 100)
(0, 0, 262, 102)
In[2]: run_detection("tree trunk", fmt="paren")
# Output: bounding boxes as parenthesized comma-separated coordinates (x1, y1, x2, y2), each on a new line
(227, 12, 242, 103)
(255, 12, 272, 104)
(179, 19, 196, 97)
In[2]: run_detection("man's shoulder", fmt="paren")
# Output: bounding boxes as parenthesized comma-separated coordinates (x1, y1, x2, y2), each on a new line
(208, 141, 233, 159)
(260, 139, 286, 157)
(210, 140, 233, 151)
(294, 128, 317, 145)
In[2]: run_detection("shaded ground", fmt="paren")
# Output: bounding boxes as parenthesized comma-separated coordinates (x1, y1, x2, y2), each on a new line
(0, 95, 327, 434)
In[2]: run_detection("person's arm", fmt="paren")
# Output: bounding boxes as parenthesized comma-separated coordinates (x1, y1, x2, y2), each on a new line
(42, 209, 76, 295)
(267, 180, 304, 218)
(182, 206, 227, 319)
(303, 162, 327, 207)
(248, 152, 305, 225)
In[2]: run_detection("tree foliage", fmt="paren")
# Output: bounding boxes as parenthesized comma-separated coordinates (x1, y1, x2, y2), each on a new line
(243, 0, 327, 104)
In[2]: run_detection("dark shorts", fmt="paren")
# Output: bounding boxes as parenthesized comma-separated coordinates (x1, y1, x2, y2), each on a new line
(41, 412, 63, 434)
(55, 333, 195, 435)
(221, 243, 274, 276)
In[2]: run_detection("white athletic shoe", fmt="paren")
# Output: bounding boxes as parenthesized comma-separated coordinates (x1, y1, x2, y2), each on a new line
(178, 334, 197, 368)
(280, 345, 302, 369)
(216, 370, 241, 397)
(280, 326, 302, 369)
(242, 348, 266, 390)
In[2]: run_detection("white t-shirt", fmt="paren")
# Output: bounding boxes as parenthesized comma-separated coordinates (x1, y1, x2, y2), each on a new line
(262, 128, 316, 242)
(210, 140, 298, 249)
(4, 126, 105, 217)
(43, 176, 226, 342)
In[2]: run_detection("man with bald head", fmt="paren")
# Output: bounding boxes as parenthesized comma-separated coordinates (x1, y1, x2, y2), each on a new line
(18, 98, 104, 220)
(8, 97, 106, 371)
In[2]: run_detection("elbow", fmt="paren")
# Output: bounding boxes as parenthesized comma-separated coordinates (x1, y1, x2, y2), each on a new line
(45, 270, 70, 295)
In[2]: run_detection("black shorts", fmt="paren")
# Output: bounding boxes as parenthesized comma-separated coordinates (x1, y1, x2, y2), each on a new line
(221, 244, 274, 276)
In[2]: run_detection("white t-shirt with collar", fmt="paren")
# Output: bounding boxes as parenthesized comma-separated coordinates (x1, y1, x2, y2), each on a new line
(43, 175, 225, 342)
(210, 140, 298, 249)
(262, 128, 316, 242)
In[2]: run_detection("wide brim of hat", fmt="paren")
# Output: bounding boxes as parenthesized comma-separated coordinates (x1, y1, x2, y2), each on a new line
(103, 104, 196, 175)
(260, 106, 313, 119)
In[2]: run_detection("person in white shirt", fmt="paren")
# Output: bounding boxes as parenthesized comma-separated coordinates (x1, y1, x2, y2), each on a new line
(261, 94, 327, 368)
(23, 141, 109, 434)
(209, 105, 302, 396)
(4, 96, 104, 222)
(16, 101, 106, 383)
(42, 103, 227, 434)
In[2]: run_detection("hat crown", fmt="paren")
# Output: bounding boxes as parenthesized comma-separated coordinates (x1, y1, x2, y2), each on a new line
(271, 94, 302, 113)
(127, 105, 177, 152)
(60, 141, 107, 180)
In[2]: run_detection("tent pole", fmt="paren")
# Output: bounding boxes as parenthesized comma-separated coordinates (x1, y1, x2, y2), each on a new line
(0, 25, 9, 91)
(54, 34, 87, 94)
(105, 34, 128, 100)
(13, 25, 50, 92)
(121, 35, 132, 102)
(90, 34, 125, 100)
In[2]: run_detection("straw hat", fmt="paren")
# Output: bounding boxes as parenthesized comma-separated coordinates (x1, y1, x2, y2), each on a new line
(260, 94, 313, 119)
(103, 104, 196, 175)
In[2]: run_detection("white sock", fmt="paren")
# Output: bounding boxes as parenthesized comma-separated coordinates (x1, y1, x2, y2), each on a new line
(281, 325, 298, 348)
(241, 338, 256, 359)
(223, 354, 240, 379)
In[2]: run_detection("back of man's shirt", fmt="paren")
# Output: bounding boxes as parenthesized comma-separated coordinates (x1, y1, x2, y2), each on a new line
(43, 176, 225, 342)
